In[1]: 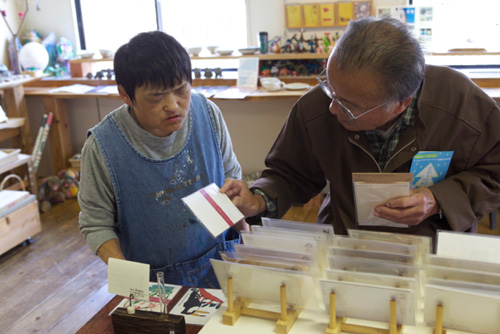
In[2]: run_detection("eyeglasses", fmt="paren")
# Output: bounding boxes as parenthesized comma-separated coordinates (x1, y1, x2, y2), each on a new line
(316, 69, 392, 121)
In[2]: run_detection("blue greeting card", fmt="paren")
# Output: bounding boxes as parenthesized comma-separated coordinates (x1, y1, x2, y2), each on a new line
(410, 151, 453, 187)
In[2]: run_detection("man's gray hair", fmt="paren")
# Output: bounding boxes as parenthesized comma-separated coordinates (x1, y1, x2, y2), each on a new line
(331, 16, 425, 101)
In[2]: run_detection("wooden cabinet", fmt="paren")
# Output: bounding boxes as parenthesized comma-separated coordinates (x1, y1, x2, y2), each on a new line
(0, 77, 41, 256)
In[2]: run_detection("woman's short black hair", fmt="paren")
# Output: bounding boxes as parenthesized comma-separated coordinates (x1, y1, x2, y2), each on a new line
(114, 31, 192, 102)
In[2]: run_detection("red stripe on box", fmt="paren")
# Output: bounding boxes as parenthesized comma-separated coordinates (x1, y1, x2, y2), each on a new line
(199, 188, 234, 227)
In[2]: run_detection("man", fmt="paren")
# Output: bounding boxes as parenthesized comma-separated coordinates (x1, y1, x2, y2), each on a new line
(78, 31, 243, 287)
(221, 17, 500, 248)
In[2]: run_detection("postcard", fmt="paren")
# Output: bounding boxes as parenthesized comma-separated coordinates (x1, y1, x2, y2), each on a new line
(169, 287, 226, 325)
(210, 259, 319, 310)
(240, 231, 320, 263)
(333, 235, 418, 257)
(424, 284, 500, 334)
(182, 183, 244, 238)
(234, 244, 314, 262)
(114, 282, 182, 313)
(352, 173, 413, 228)
(436, 230, 500, 264)
(261, 217, 335, 245)
(319, 279, 416, 326)
(348, 229, 432, 257)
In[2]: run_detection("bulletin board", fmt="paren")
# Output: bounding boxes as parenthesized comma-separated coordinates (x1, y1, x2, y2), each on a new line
(285, 1, 372, 29)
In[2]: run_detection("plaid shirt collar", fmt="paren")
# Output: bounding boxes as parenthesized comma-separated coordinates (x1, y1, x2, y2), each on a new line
(364, 87, 420, 171)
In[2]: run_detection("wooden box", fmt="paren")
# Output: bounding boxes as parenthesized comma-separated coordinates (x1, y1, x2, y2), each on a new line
(0, 200, 41, 255)
(111, 308, 186, 334)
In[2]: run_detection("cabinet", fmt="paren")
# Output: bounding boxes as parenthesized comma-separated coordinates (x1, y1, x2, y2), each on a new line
(0, 78, 41, 256)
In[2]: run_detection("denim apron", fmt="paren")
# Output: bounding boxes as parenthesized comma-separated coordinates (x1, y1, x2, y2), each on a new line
(91, 93, 240, 288)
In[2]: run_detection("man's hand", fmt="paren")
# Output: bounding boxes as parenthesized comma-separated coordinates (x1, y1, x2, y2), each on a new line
(220, 178, 267, 218)
(373, 187, 440, 226)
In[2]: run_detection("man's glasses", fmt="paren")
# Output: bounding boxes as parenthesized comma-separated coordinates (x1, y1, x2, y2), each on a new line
(316, 69, 391, 121)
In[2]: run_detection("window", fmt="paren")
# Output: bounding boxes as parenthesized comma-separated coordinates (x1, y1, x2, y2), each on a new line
(409, 0, 500, 52)
(158, 0, 248, 51)
(75, 0, 248, 53)
(75, 0, 158, 52)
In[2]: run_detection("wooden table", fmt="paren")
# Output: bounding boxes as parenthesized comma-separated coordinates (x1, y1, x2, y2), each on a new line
(76, 286, 203, 334)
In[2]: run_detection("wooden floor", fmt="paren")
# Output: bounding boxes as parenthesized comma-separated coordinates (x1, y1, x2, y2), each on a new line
(0, 198, 499, 334)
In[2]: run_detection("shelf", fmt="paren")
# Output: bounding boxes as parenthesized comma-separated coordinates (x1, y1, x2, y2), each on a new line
(0, 153, 32, 175)
(190, 52, 330, 61)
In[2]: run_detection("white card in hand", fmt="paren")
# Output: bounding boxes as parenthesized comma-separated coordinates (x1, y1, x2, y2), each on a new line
(182, 183, 244, 238)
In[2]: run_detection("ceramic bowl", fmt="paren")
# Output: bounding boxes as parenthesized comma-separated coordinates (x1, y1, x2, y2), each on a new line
(99, 49, 114, 59)
(80, 51, 95, 59)
(238, 47, 259, 55)
(216, 49, 233, 56)
(207, 46, 219, 54)
(187, 47, 202, 56)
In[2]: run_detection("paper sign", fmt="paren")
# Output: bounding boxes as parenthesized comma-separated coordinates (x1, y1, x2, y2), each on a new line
(236, 57, 259, 88)
(410, 151, 453, 187)
(352, 173, 412, 228)
(182, 183, 244, 238)
(108, 258, 150, 301)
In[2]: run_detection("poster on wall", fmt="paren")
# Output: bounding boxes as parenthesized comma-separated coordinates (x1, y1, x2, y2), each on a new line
(286, 4, 303, 29)
(338, 2, 354, 26)
(303, 4, 320, 27)
(320, 3, 335, 27)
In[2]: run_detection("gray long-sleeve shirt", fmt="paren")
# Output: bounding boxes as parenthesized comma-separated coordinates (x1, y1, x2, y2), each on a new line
(78, 96, 241, 254)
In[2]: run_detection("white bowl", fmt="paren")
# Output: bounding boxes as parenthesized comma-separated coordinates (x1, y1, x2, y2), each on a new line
(207, 45, 219, 54)
(216, 49, 233, 56)
(80, 51, 95, 59)
(187, 47, 202, 56)
(99, 49, 114, 59)
(238, 47, 259, 55)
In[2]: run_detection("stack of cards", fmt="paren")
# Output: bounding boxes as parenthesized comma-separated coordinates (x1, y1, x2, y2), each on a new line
(423, 231, 500, 334)
(319, 229, 432, 327)
(210, 218, 336, 312)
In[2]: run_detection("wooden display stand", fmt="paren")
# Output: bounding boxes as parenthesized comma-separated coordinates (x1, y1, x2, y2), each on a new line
(433, 304, 447, 334)
(222, 277, 301, 334)
(325, 292, 403, 334)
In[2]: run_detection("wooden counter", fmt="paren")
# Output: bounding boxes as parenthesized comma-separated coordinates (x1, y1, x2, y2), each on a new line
(23, 86, 307, 173)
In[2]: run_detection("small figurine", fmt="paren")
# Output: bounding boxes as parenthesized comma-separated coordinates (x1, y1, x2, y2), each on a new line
(193, 68, 201, 79)
(214, 67, 223, 79)
(279, 67, 289, 77)
(307, 35, 316, 53)
(95, 71, 104, 79)
(270, 65, 279, 77)
(204, 68, 212, 79)
(86, 72, 93, 79)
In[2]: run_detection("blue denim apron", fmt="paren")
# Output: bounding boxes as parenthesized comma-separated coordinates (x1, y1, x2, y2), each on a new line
(91, 93, 240, 288)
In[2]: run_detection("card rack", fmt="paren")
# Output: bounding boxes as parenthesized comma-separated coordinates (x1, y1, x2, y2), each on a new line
(222, 276, 302, 334)
(325, 292, 403, 334)
(433, 304, 446, 334)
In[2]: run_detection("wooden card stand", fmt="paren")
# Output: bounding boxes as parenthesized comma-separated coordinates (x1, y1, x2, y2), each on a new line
(111, 308, 186, 334)
(433, 304, 447, 334)
(325, 292, 403, 334)
(222, 277, 302, 334)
